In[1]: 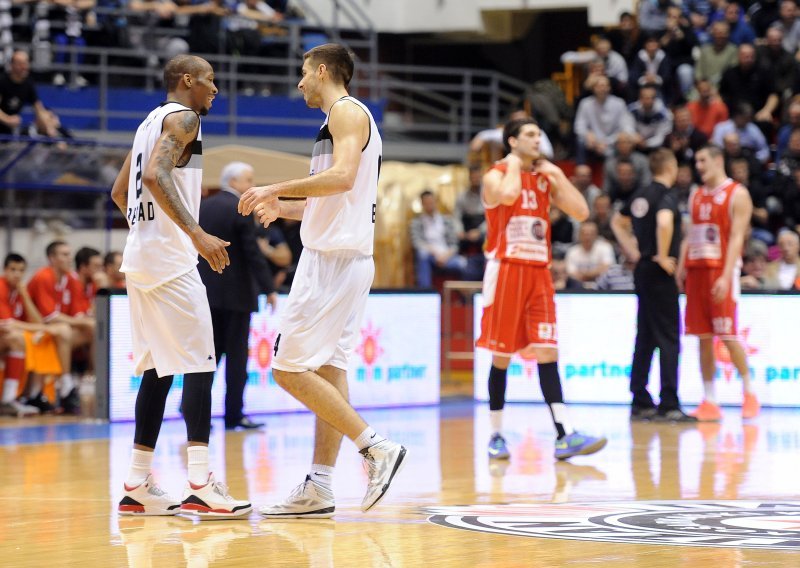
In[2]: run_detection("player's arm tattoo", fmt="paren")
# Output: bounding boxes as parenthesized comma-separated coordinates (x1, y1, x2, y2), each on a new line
(148, 112, 200, 234)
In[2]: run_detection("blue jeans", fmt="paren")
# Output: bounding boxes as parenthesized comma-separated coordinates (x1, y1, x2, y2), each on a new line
(414, 250, 467, 288)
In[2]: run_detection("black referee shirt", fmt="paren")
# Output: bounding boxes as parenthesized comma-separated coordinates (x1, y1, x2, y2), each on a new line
(621, 181, 681, 259)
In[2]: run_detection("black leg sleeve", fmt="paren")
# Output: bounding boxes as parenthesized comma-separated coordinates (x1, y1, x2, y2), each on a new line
(133, 368, 174, 449)
(182, 371, 214, 444)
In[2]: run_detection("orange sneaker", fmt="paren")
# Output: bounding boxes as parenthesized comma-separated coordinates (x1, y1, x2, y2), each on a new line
(690, 400, 722, 422)
(742, 392, 760, 419)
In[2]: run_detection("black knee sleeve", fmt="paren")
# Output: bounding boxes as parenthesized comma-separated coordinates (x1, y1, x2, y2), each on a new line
(537, 362, 564, 405)
(182, 371, 213, 444)
(134, 369, 174, 449)
(488, 365, 508, 411)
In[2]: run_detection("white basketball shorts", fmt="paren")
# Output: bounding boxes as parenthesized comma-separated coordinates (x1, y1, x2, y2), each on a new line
(127, 268, 217, 377)
(272, 248, 374, 373)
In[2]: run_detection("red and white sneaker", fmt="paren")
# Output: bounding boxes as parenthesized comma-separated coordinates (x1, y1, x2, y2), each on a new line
(181, 473, 252, 519)
(118, 473, 181, 516)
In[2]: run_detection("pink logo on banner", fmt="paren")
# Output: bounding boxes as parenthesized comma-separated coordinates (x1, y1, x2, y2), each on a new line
(249, 320, 278, 385)
(356, 320, 384, 367)
(713, 327, 759, 382)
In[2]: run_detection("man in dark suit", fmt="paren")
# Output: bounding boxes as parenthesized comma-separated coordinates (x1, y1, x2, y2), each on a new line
(199, 161, 277, 430)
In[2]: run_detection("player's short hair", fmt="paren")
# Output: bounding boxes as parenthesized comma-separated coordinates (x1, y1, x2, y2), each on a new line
(697, 144, 724, 160)
(502, 118, 538, 154)
(163, 55, 210, 92)
(220, 161, 253, 189)
(104, 251, 122, 267)
(649, 148, 676, 175)
(3, 253, 25, 267)
(75, 246, 101, 270)
(304, 44, 354, 88)
(46, 240, 68, 258)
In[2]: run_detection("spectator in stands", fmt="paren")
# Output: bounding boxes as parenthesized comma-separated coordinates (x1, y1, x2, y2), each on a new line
(722, 131, 764, 182)
(775, 127, 800, 176)
(772, 0, 800, 54)
(607, 11, 642, 65)
(629, 84, 674, 152)
(660, 5, 698, 99)
(594, 37, 629, 88)
(665, 105, 708, 165)
(757, 27, 797, 100)
(550, 254, 582, 290)
(51, 0, 94, 88)
(103, 251, 125, 289)
(764, 229, 800, 289)
(410, 190, 466, 288)
(571, 164, 602, 213)
(776, 100, 800, 163)
(712, 103, 771, 164)
(723, 2, 756, 45)
(228, 0, 285, 95)
(748, 0, 782, 37)
(741, 240, 769, 289)
(695, 21, 739, 87)
(565, 220, 615, 288)
(579, 58, 627, 101)
(729, 157, 770, 241)
(629, 35, 672, 102)
(591, 193, 616, 243)
(0, 51, 56, 137)
(687, 78, 730, 138)
(596, 254, 636, 291)
(675, 162, 697, 214)
(180, 0, 231, 56)
(27, 241, 95, 413)
(719, 44, 780, 137)
(550, 207, 578, 257)
(574, 76, 635, 163)
(453, 164, 486, 281)
(603, 132, 651, 196)
(608, 159, 641, 207)
(639, 0, 672, 34)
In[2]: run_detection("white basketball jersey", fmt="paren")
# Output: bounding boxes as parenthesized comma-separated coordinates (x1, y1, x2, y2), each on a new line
(300, 96, 382, 255)
(121, 102, 203, 289)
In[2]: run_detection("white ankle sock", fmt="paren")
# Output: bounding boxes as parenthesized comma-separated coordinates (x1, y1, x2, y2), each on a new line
(187, 446, 209, 486)
(2, 379, 19, 403)
(703, 381, 717, 404)
(59, 374, 75, 398)
(126, 449, 153, 488)
(489, 410, 503, 436)
(741, 373, 755, 394)
(309, 464, 334, 490)
(354, 427, 384, 451)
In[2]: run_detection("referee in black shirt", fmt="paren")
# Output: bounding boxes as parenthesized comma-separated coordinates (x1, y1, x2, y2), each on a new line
(611, 149, 696, 423)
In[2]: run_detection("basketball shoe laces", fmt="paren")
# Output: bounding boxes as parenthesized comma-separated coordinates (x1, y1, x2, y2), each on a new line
(147, 482, 167, 497)
(211, 480, 234, 501)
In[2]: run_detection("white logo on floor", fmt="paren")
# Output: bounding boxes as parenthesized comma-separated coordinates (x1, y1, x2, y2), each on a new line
(424, 501, 800, 549)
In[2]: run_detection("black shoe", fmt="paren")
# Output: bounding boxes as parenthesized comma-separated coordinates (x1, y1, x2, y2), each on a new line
(23, 393, 56, 414)
(59, 387, 81, 415)
(654, 408, 698, 423)
(225, 416, 264, 430)
(630, 406, 657, 421)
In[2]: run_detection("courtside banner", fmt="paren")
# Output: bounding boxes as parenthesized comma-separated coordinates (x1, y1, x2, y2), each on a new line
(474, 293, 800, 406)
(102, 292, 440, 421)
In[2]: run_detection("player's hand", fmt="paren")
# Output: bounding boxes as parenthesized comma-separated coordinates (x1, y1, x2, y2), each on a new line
(675, 264, 686, 292)
(711, 275, 730, 304)
(239, 185, 276, 216)
(534, 159, 562, 179)
(654, 254, 676, 275)
(192, 229, 230, 274)
(254, 196, 280, 228)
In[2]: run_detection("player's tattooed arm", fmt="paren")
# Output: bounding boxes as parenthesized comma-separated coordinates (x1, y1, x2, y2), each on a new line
(143, 111, 201, 234)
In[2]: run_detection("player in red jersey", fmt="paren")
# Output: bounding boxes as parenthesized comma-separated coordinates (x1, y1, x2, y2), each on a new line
(26, 241, 95, 412)
(677, 144, 759, 421)
(477, 117, 607, 461)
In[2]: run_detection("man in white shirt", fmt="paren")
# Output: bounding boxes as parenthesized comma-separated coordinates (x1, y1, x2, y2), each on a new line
(409, 190, 466, 287)
(765, 229, 800, 289)
(565, 221, 616, 287)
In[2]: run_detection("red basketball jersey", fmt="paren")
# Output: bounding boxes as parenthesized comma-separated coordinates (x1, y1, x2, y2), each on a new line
(686, 178, 738, 269)
(483, 162, 552, 266)
(0, 277, 25, 321)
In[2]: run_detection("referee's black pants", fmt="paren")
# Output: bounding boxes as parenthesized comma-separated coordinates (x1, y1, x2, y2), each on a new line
(211, 307, 252, 427)
(630, 260, 681, 411)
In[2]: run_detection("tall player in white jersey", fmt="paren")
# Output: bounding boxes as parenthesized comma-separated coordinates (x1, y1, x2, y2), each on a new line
(239, 44, 407, 518)
(110, 55, 251, 518)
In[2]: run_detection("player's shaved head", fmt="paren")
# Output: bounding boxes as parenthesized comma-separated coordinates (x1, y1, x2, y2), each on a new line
(163, 55, 211, 92)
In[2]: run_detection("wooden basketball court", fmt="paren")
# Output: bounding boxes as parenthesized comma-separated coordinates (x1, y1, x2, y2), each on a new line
(1, 402, 798, 566)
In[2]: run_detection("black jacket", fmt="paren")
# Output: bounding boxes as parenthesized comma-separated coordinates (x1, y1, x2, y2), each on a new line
(198, 189, 274, 313)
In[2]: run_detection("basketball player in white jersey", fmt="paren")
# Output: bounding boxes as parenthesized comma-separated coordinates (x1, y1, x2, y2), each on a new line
(239, 44, 407, 518)
(110, 55, 251, 518)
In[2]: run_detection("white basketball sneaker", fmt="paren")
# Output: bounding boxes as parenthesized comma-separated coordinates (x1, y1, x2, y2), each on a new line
(360, 439, 408, 512)
(118, 473, 181, 516)
(0, 399, 40, 417)
(180, 473, 252, 519)
(260, 475, 335, 519)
